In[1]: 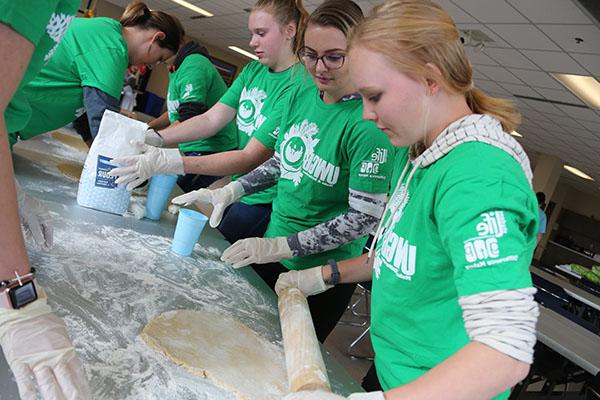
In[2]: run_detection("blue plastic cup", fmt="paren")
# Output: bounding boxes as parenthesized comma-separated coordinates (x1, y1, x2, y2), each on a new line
(145, 174, 178, 220)
(171, 209, 208, 256)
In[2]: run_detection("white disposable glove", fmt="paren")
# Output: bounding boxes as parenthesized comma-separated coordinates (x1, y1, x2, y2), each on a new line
(144, 128, 164, 147)
(171, 181, 245, 228)
(284, 391, 385, 400)
(275, 267, 332, 297)
(0, 287, 91, 400)
(221, 236, 293, 268)
(15, 180, 53, 251)
(109, 140, 184, 191)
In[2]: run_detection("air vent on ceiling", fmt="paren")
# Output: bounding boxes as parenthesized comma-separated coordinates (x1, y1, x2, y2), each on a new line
(512, 94, 590, 109)
(190, 15, 207, 20)
(459, 29, 495, 51)
(243, 8, 251, 13)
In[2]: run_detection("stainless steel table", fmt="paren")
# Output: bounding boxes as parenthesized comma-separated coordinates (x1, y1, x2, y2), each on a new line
(2, 132, 363, 399)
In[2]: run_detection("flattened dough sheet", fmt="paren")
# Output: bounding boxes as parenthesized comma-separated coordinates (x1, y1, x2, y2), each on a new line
(141, 310, 288, 400)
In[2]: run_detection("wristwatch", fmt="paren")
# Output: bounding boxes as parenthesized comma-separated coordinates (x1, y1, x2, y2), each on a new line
(0, 268, 38, 310)
(327, 259, 340, 286)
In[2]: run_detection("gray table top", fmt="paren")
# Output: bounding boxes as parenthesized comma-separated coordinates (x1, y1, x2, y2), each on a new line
(530, 265, 600, 311)
(2, 131, 362, 399)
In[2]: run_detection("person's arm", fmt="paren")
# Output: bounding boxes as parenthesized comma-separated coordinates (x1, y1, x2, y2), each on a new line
(82, 86, 120, 138)
(236, 152, 282, 195)
(157, 101, 237, 146)
(183, 137, 274, 176)
(287, 189, 386, 257)
(0, 22, 32, 280)
(147, 111, 170, 130)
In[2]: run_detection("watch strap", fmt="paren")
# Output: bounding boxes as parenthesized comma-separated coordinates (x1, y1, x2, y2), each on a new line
(327, 259, 340, 286)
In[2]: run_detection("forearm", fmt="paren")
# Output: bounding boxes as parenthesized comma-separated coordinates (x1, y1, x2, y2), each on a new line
(159, 102, 235, 146)
(0, 122, 31, 280)
(147, 111, 170, 130)
(238, 153, 281, 195)
(182, 139, 273, 176)
(384, 342, 529, 400)
(323, 253, 373, 284)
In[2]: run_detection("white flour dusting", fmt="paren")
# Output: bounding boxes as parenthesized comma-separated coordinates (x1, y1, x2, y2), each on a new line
(28, 214, 281, 399)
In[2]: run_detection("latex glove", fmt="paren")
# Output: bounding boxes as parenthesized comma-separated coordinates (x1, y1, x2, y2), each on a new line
(284, 391, 385, 400)
(0, 288, 91, 400)
(15, 180, 53, 251)
(275, 266, 332, 297)
(109, 140, 184, 191)
(144, 128, 164, 147)
(221, 236, 293, 268)
(171, 181, 244, 228)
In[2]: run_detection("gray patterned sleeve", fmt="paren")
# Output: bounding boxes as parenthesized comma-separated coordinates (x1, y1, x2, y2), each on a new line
(287, 189, 387, 257)
(237, 153, 282, 195)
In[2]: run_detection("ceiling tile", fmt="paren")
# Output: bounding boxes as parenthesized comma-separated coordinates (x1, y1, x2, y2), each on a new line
(482, 48, 539, 69)
(499, 83, 541, 97)
(522, 98, 567, 116)
(465, 47, 499, 66)
(451, 0, 528, 23)
(556, 104, 600, 122)
(535, 87, 586, 106)
(506, 0, 593, 24)
(473, 65, 523, 84)
(436, 0, 479, 23)
(537, 24, 600, 54)
(456, 23, 511, 48)
(569, 53, 600, 78)
(486, 24, 560, 51)
(521, 50, 588, 74)
(474, 79, 512, 95)
(508, 68, 564, 89)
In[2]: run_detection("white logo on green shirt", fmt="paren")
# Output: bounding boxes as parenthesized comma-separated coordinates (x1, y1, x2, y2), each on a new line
(237, 87, 267, 137)
(183, 83, 193, 99)
(360, 147, 389, 179)
(375, 231, 417, 281)
(280, 119, 340, 187)
(44, 13, 75, 63)
(464, 211, 518, 268)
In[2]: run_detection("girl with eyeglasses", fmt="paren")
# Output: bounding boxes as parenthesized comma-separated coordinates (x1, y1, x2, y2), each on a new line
(173, 0, 395, 342)
(9, 2, 184, 146)
(111, 0, 309, 245)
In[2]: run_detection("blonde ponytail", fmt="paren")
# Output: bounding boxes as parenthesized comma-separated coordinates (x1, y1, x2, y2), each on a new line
(253, 0, 309, 54)
(350, 0, 521, 132)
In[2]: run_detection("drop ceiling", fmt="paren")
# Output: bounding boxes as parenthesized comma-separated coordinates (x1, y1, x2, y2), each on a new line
(105, 0, 600, 196)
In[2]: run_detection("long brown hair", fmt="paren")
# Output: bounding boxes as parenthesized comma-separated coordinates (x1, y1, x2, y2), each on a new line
(252, 0, 309, 54)
(301, 0, 363, 52)
(120, 2, 185, 54)
(349, 0, 520, 132)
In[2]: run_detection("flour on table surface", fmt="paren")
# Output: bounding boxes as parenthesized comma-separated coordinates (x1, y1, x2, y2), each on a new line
(28, 214, 281, 399)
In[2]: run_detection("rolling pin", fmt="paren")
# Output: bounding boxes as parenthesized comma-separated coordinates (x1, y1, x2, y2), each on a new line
(278, 287, 331, 393)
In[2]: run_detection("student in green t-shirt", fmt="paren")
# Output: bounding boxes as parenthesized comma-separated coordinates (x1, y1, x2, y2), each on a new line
(280, 2, 540, 400)
(146, 41, 238, 192)
(169, 1, 395, 343)
(110, 0, 310, 244)
(0, 2, 91, 398)
(9, 2, 184, 147)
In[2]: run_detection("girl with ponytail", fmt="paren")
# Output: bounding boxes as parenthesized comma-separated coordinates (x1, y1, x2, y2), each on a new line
(285, 1, 539, 399)
(12, 2, 184, 145)
(111, 0, 310, 244)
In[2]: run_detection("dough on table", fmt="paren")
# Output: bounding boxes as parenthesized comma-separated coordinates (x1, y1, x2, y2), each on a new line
(141, 310, 288, 400)
(57, 162, 84, 181)
(51, 131, 89, 153)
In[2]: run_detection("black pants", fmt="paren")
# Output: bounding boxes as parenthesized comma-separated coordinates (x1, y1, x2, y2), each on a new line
(362, 362, 383, 392)
(252, 262, 356, 343)
(218, 202, 272, 244)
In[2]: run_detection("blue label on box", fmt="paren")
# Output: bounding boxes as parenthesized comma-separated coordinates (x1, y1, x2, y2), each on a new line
(95, 155, 117, 188)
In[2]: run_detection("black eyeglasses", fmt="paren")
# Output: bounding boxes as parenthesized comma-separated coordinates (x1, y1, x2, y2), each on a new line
(299, 50, 346, 70)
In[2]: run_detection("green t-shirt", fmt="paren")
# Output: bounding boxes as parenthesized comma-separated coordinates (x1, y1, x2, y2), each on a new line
(15, 17, 128, 143)
(219, 61, 307, 206)
(167, 53, 237, 153)
(371, 143, 538, 397)
(265, 86, 395, 270)
(1, 0, 79, 137)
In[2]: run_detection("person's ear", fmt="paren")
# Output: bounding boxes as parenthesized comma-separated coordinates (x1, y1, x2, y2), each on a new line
(424, 63, 443, 96)
(153, 31, 166, 42)
(283, 22, 296, 41)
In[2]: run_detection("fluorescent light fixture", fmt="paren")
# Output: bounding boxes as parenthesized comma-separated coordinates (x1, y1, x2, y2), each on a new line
(228, 46, 258, 60)
(171, 0, 213, 17)
(510, 131, 523, 138)
(551, 73, 600, 110)
(564, 165, 594, 181)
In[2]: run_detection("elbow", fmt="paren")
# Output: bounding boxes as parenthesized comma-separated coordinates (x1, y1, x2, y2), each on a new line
(509, 360, 531, 387)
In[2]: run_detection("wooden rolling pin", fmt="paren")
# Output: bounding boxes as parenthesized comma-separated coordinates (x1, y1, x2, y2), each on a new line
(278, 287, 331, 393)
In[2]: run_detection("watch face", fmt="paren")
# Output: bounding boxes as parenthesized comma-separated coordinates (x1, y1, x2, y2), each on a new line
(9, 281, 37, 309)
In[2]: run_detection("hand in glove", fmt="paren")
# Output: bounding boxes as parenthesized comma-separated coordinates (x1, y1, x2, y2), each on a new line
(15, 180, 53, 251)
(275, 266, 332, 297)
(108, 141, 184, 191)
(144, 128, 164, 147)
(284, 391, 385, 400)
(221, 237, 293, 268)
(0, 288, 91, 400)
(171, 181, 244, 228)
